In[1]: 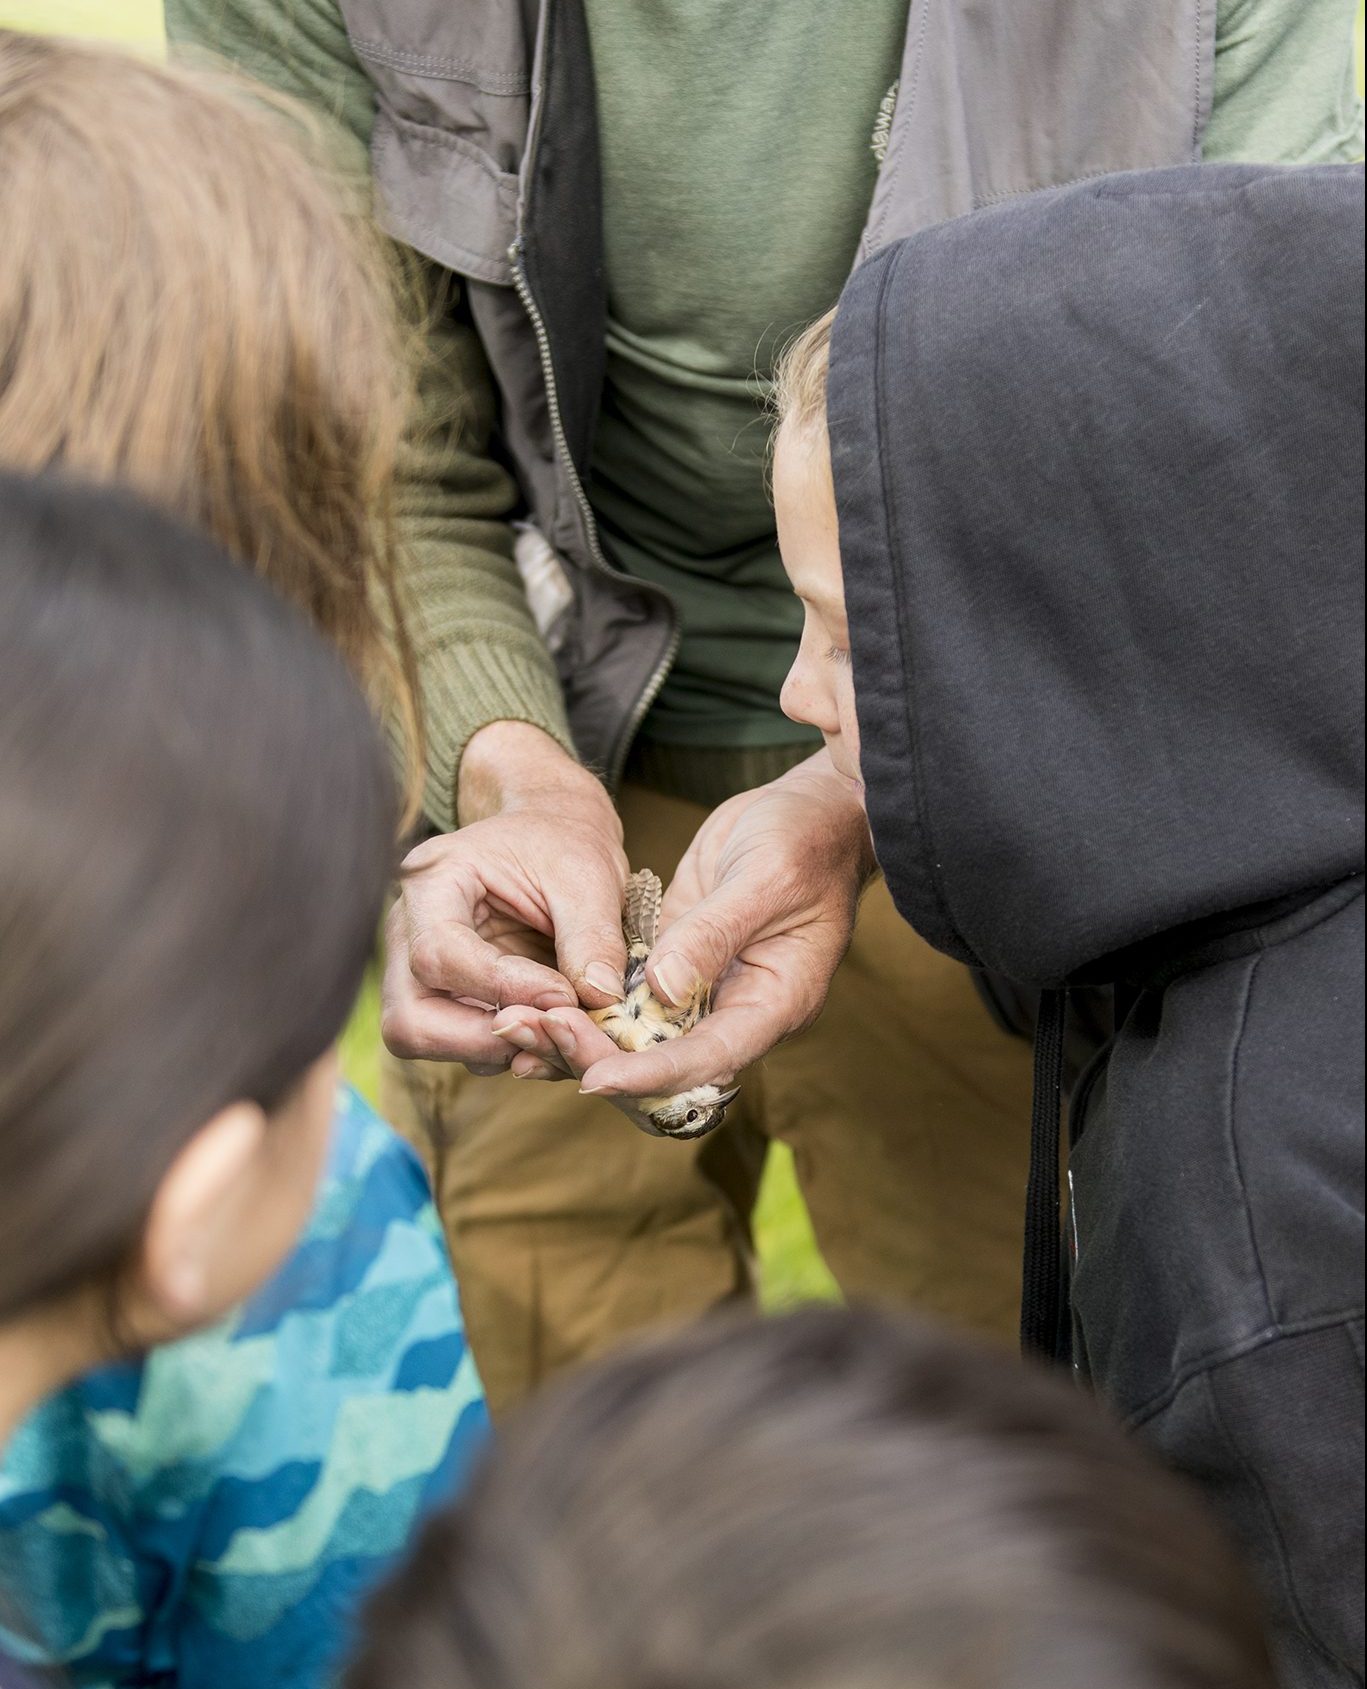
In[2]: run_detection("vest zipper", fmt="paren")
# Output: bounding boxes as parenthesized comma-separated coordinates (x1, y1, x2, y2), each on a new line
(508, 241, 681, 790)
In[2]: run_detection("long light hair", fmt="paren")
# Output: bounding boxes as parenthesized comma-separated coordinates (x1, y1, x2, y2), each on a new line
(0, 29, 422, 817)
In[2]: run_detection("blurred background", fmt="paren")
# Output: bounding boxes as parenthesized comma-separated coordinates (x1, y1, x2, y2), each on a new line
(1, 0, 1362, 1307)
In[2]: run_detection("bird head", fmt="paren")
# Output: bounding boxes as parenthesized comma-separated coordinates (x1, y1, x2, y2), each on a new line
(639, 1083, 740, 1141)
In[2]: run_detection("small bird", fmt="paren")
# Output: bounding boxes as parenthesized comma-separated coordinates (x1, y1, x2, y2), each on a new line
(591, 869, 739, 1141)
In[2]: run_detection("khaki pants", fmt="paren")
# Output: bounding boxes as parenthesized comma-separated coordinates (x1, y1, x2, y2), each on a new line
(384, 783, 1034, 1415)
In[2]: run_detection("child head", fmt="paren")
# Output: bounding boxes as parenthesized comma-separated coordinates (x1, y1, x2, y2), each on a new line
(0, 474, 396, 1428)
(0, 29, 418, 802)
(345, 1306, 1273, 1689)
(772, 309, 860, 791)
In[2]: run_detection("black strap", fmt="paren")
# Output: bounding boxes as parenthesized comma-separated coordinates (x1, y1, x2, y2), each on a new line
(1020, 986, 1070, 1361)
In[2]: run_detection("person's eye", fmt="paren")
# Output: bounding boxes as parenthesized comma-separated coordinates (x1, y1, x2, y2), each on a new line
(826, 644, 852, 666)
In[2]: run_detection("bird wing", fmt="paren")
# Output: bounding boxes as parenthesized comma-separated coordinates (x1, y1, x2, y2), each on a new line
(623, 869, 663, 953)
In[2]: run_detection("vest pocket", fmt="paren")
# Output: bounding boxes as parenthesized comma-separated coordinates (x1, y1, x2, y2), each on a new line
(371, 111, 519, 285)
(340, 0, 530, 283)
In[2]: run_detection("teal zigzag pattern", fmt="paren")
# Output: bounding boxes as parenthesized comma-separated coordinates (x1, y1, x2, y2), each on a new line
(0, 1086, 489, 1689)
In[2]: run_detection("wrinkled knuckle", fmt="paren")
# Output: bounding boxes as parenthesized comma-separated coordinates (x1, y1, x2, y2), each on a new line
(573, 921, 627, 961)
(401, 834, 448, 874)
(687, 908, 743, 968)
(379, 1007, 423, 1061)
(447, 857, 486, 903)
(702, 1028, 743, 1079)
(649, 1052, 687, 1092)
(485, 953, 520, 1002)
(568, 836, 624, 886)
(407, 932, 449, 988)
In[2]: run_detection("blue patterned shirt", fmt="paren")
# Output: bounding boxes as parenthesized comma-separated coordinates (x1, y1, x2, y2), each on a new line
(0, 1086, 488, 1688)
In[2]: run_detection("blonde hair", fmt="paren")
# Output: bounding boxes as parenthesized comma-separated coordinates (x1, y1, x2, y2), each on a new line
(773, 307, 836, 447)
(0, 29, 421, 820)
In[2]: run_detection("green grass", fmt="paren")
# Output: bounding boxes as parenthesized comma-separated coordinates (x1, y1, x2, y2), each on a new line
(752, 1142, 841, 1308)
(338, 969, 385, 1107)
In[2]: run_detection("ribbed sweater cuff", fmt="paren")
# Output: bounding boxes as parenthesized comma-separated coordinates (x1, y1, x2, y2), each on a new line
(419, 639, 575, 833)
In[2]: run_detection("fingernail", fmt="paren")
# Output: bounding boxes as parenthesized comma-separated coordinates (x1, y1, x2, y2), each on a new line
(492, 1023, 538, 1052)
(579, 1083, 620, 1098)
(585, 963, 625, 1000)
(653, 955, 694, 1008)
(545, 1013, 577, 1054)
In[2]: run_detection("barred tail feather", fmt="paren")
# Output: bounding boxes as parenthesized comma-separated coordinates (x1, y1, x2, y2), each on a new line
(623, 869, 664, 952)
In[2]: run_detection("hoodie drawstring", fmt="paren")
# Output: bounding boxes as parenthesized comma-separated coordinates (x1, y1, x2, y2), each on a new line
(1020, 987, 1071, 1362)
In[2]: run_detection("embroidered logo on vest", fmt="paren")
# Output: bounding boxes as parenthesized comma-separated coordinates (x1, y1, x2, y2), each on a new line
(872, 80, 900, 165)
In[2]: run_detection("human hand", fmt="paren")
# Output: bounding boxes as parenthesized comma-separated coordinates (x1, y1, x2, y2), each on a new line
(380, 722, 629, 1074)
(486, 1001, 669, 1133)
(526, 750, 877, 1106)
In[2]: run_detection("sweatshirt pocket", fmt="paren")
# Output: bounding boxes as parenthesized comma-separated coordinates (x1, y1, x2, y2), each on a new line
(1144, 1321, 1365, 1689)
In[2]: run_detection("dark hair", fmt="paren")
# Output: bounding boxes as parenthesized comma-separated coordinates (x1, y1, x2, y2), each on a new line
(0, 472, 397, 1321)
(347, 1306, 1274, 1689)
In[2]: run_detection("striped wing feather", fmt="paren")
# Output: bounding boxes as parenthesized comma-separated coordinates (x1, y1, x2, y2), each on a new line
(623, 869, 664, 953)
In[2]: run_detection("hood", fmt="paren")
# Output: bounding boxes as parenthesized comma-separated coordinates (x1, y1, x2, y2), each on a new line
(831, 164, 1365, 985)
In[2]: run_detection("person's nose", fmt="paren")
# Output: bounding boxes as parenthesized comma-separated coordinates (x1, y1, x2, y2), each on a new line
(781, 654, 837, 737)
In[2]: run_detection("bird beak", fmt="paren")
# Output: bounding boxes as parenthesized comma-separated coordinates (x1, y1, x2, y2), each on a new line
(716, 1086, 740, 1109)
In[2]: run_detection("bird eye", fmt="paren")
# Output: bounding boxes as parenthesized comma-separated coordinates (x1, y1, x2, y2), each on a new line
(686, 1110, 699, 1123)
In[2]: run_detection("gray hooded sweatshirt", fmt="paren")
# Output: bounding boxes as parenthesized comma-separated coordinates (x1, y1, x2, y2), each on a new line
(829, 163, 1365, 1688)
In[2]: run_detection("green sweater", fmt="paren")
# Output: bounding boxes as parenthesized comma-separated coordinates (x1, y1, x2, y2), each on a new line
(166, 0, 1365, 825)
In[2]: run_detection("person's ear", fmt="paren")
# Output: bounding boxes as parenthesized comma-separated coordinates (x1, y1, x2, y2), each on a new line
(135, 1101, 269, 1328)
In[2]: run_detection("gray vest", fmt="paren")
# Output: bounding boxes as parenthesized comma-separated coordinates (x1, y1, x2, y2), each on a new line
(337, 0, 1215, 785)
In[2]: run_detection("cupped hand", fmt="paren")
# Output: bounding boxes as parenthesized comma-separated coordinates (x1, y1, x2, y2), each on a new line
(570, 750, 878, 1104)
(488, 1002, 665, 1133)
(380, 722, 630, 1074)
